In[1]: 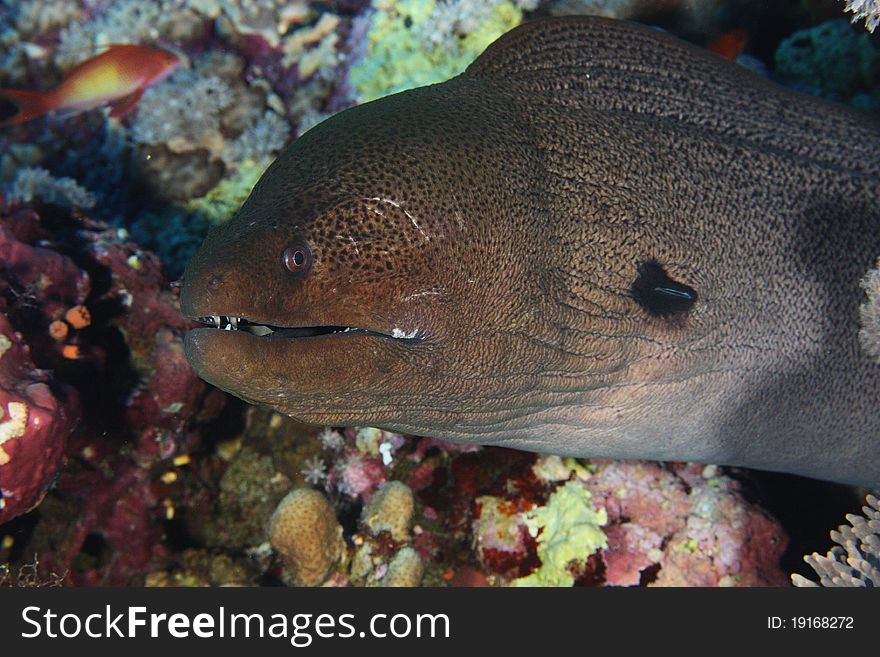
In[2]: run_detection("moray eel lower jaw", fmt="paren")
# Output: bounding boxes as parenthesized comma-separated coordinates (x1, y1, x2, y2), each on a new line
(180, 273, 448, 426)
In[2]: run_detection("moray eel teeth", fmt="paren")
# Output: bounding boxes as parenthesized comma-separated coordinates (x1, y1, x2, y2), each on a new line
(192, 315, 424, 341)
(192, 315, 423, 341)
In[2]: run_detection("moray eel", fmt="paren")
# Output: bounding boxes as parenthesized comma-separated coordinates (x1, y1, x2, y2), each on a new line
(181, 17, 880, 485)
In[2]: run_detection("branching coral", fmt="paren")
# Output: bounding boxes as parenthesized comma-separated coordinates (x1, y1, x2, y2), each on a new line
(222, 110, 291, 164)
(132, 69, 234, 152)
(7, 167, 96, 208)
(792, 494, 880, 587)
(843, 0, 880, 33)
(55, 0, 206, 69)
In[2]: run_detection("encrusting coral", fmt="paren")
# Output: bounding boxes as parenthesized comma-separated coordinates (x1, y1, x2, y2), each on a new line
(513, 481, 607, 587)
(268, 487, 344, 586)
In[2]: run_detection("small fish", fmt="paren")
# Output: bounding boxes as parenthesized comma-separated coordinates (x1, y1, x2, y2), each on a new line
(0, 44, 179, 127)
(708, 29, 748, 62)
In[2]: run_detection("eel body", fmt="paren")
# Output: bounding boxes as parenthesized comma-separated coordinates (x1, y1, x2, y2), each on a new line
(181, 17, 880, 485)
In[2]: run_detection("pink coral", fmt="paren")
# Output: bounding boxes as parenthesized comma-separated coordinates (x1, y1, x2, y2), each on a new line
(0, 312, 78, 523)
(586, 460, 788, 586)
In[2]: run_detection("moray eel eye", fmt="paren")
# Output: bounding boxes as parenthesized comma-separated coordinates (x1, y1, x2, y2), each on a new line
(282, 242, 312, 275)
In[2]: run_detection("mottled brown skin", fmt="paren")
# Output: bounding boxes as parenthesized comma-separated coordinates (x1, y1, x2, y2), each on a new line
(181, 17, 880, 485)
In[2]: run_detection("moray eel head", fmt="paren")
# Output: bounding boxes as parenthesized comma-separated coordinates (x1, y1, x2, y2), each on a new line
(181, 82, 551, 438)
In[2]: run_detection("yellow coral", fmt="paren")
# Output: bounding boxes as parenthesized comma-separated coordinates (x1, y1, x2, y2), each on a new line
(268, 488, 344, 586)
(361, 481, 415, 541)
(349, 0, 528, 102)
(513, 481, 607, 587)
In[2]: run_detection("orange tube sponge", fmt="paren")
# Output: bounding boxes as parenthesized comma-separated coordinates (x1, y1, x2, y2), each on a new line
(64, 304, 91, 329)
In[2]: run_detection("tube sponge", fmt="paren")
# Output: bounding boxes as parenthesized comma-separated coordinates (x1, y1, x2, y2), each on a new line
(268, 488, 344, 586)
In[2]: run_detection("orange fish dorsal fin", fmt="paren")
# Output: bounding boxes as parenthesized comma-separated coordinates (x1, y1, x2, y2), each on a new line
(61, 44, 144, 77)
(708, 29, 748, 61)
(0, 89, 56, 127)
(108, 88, 144, 117)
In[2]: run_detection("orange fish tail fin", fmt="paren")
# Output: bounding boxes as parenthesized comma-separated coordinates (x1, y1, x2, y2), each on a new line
(0, 89, 56, 127)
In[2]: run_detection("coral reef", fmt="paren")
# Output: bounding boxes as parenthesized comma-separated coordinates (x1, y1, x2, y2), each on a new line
(792, 494, 880, 587)
(1, 0, 865, 589)
(0, 201, 225, 583)
(348, 0, 539, 102)
(466, 457, 788, 587)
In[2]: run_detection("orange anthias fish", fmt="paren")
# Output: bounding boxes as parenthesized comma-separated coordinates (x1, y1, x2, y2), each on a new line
(0, 44, 179, 127)
(708, 29, 748, 62)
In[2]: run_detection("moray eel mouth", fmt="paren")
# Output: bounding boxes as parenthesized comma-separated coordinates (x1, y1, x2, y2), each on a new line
(182, 307, 430, 426)
(190, 314, 421, 342)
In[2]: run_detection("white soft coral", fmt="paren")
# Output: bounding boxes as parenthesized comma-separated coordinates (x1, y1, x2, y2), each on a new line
(844, 0, 880, 32)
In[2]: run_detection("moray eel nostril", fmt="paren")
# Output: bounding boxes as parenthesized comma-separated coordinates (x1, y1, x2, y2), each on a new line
(180, 16, 880, 486)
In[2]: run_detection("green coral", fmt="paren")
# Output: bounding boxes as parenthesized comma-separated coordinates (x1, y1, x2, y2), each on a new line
(349, 0, 529, 102)
(774, 19, 880, 112)
(183, 160, 268, 225)
(514, 481, 608, 587)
